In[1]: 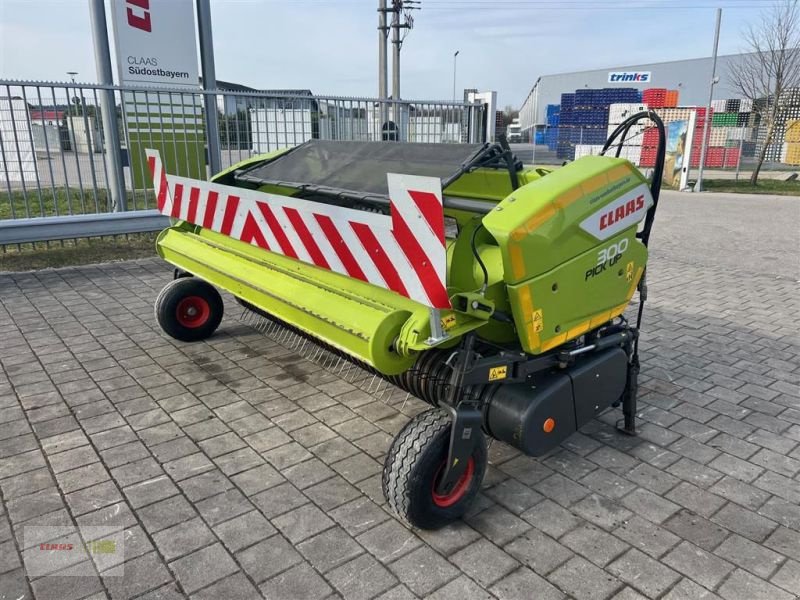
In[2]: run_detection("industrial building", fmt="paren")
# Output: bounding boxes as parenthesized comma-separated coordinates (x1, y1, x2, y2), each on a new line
(517, 52, 800, 167)
(518, 52, 757, 132)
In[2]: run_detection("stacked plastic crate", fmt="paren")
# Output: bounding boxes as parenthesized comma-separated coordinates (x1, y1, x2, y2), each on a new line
(569, 88, 641, 161)
(606, 103, 648, 166)
(783, 120, 800, 165)
(556, 93, 576, 159)
(754, 89, 800, 163)
(642, 88, 680, 109)
(545, 104, 560, 150)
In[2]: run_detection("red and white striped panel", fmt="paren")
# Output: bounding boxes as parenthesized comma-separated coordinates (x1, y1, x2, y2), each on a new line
(146, 149, 450, 309)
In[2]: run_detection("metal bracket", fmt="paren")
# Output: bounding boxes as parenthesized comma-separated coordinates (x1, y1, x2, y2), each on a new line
(435, 402, 482, 495)
(426, 308, 449, 345)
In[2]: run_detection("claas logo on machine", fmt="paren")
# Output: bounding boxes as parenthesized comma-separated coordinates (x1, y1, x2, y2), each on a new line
(580, 183, 653, 241)
(600, 195, 645, 232)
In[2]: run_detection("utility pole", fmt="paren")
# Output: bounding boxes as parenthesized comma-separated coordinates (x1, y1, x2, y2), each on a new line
(452, 50, 459, 102)
(378, 0, 389, 127)
(88, 0, 126, 212)
(391, 2, 402, 100)
(694, 8, 722, 193)
(196, 0, 221, 176)
(389, 0, 420, 101)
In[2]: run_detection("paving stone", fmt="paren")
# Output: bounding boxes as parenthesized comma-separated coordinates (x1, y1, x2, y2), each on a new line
(450, 538, 519, 587)
(427, 575, 493, 600)
(152, 517, 216, 561)
(711, 502, 778, 542)
(229, 462, 284, 496)
(102, 552, 173, 600)
(548, 556, 622, 600)
(110, 457, 163, 488)
(518, 499, 580, 539)
(177, 469, 233, 503)
(621, 488, 681, 524)
(138, 495, 198, 534)
(213, 509, 276, 553)
(714, 534, 785, 579)
(770, 559, 800, 596)
(236, 535, 302, 583)
(328, 553, 398, 600)
(388, 545, 460, 597)
(608, 547, 681, 598)
(489, 566, 566, 600)
(665, 481, 727, 518)
(123, 475, 179, 509)
(192, 572, 261, 600)
(663, 540, 735, 590)
(169, 542, 239, 594)
(613, 515, 681, 559)
(764, 527, 800, 562)
(504, 527, 574, 575)
(251, 481, 308, 519)
(484, 477, 545, 514)
(0, 467, 54, 499)
(162, 453, 215, 481)
(6, 487, 65, 524)
(194, 487, 252, 526)
(466, 504, 531, 546)
(533, 473, 590, 507)
(273, 502, 335, 544)
(259, 561, 333, 600)
(296, 525, 362, 573)
(661, 578, 722, 600)
(304, 474, 361, 512)
(718, 568, 794, 600)
(65, 480, 123, 516)
(561, 523, 630, 567)
(356, 518, 422, 563)
(572, 493, 634, 530)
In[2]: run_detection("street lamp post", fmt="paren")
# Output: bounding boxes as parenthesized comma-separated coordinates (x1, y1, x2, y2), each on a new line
(452, 50, 459, 102)
(67, 71, 78, 84)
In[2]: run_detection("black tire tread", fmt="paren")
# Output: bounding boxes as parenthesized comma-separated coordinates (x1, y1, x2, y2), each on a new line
(154, 278, 224, 342)
(382, 409, 463, 528)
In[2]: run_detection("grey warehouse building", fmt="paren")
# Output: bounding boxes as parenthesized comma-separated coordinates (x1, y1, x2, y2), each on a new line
(518, 52, 755, 135)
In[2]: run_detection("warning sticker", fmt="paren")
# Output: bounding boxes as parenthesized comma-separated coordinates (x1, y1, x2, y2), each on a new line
(626, 261, 634, 282)
(531, 309, 544, 333)
(488, 366, 508, 381)
(440, 314, 457, 331)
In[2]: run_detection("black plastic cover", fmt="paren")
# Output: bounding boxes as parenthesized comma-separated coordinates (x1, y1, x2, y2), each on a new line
(238, 140, 483, 196)
(570, 347, 628, 428)
(484, 371, 577, 456)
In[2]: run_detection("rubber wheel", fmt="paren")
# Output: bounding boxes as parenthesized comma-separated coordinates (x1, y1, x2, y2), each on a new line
(382, 408, 487, 529)
(155, 278, 224, 342)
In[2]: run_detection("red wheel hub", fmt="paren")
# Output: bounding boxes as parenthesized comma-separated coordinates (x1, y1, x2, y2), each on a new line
(432, 456, 475, 508)
(175, 296, 211, 328)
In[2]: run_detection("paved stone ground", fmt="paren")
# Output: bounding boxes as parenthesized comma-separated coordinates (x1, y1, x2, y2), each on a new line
(0, 191, 799, 600)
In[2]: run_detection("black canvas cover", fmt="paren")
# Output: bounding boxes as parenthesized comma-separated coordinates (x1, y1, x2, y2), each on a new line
(239, 140, 483, 196)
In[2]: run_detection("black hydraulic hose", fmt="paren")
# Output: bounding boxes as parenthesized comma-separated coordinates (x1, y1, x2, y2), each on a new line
(471, 223, 490, 293)
(602, 110, 666, 248)
(602, 110, 667, 359)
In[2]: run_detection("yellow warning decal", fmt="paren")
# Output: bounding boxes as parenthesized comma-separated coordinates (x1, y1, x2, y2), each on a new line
(626, 261, 634, 282)
(488, 366, 508, 381)
(532, 309, 544, 333)
(440, 314, 457, 331)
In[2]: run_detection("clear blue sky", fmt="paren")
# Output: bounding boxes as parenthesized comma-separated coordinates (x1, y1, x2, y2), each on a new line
(0, 0, 775, 107)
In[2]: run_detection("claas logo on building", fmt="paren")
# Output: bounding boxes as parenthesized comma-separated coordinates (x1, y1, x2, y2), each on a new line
(126, 0, 152, 32)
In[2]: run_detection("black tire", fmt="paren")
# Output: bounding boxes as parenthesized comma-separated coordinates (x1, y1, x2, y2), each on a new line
(382, 408, 487, 529)
(155, 278, 224, 342)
